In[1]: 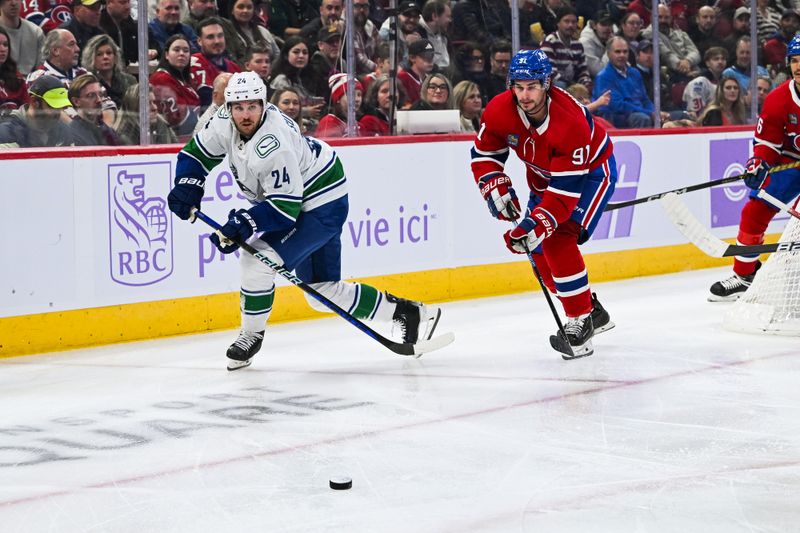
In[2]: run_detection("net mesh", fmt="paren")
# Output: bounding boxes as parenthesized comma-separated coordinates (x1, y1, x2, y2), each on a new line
(723, 213, 800, 336)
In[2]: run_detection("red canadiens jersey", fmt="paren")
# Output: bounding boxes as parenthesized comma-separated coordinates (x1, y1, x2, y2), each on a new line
(189, 53, 241, 93)
(753, 80, 800, 165)
(150, 69, 200, 128)
(471, 86, 613, 224)
(0, 76, 29, 111)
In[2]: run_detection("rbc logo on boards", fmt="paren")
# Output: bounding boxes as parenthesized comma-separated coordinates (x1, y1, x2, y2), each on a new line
(709, 139, 750, 228)
(107, 162, 174, 286)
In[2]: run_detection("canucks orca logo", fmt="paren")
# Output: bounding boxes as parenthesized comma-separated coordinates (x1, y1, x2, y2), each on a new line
(108, 162, 174, 286)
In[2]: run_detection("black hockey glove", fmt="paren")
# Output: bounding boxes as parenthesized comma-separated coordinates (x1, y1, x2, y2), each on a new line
(209, 209, 259, 254)
(168, 176, 205, 220)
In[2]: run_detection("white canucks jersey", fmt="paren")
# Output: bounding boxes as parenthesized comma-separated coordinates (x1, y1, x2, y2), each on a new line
(176, 103, 347, 230)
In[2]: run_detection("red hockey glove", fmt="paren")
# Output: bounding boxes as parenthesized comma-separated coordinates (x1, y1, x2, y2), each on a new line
(478, 173, 521, 221)
(744, 157, 770, 190)
(503, 211, 556, 254)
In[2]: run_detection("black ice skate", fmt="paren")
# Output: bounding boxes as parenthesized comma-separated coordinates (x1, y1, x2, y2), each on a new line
(549, 314, 594, 360)
(708, 262, 760, 302)
(590, 292, 615, 334)
(390, 295, 442, 347)
(226, 330, 264, 371)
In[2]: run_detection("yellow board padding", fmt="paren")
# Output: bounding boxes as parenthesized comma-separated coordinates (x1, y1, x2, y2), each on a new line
(0, 239, 752, 358)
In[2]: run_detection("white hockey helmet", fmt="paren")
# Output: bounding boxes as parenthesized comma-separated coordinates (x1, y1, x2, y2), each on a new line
(224, 71, 268, 111)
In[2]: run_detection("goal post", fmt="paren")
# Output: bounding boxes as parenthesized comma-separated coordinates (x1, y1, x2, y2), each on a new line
(723, 210, 800, 336)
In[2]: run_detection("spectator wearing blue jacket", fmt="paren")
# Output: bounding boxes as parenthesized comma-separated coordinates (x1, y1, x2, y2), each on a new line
(149, 0, 199, 54)
(592, 36, 656, 128)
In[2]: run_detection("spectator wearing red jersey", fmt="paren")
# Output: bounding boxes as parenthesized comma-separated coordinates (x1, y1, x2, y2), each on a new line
(316, 73, 363, 138)
(763, 10, 800, 70)
(190, 16, 241, 109)
(359, 74, 407, 136)
(150, 34, 201, 138)
(397, 37, 434, 105)
(0, 25, 27, 114)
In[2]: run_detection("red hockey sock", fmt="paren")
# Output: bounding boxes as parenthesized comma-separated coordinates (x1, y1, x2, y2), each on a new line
(733, 199, 777, 277)
(531, 252, 556, 294)
(542, 221, 592, 317)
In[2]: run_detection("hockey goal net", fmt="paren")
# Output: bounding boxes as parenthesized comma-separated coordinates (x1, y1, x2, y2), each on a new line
(723, 212, 800, 335)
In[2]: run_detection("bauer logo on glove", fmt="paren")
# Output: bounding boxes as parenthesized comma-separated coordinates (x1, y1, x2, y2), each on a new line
(743, 157, 770, 190)
(503, 210, 557, 254)
(209, 209, 258, 254)
(478, 173, 521, 221)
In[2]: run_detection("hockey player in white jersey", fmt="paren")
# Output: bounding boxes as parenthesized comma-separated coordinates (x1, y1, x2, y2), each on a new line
(167, 72, 442, 370)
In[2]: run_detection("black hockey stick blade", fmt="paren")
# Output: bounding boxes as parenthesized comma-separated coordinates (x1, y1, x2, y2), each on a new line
(549, 333, 593, 360)
(192, 210, 455, 357)
(605, 160, 800, 212)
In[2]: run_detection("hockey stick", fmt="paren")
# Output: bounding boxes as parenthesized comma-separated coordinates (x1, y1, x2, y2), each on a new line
(660, 193, 800, 257)
(605, 160, 800, 212)
(756, 188, 800, 221)
(509, 210, 579, 360)
(192, 209, 455, 357)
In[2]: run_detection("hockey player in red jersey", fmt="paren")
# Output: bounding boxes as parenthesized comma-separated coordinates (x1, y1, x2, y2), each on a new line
(470, 48, 616, 358)
(709, 34, 800, 301)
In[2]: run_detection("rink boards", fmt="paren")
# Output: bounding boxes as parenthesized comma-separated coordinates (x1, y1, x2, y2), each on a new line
(0, 128, 788, 356)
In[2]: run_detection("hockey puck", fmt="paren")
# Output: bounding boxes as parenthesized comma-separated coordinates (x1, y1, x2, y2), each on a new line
(329, 477, 352, 490)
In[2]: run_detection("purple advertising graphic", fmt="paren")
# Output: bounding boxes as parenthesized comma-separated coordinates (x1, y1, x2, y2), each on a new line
(592, 141, 641, 240)
(107, 162, 174, 286)
(346, 204, 433, 248)
(709, 138, 750, 228)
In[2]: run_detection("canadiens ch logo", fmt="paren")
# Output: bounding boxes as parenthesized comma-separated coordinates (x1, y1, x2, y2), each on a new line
(507, 134, 519, 147)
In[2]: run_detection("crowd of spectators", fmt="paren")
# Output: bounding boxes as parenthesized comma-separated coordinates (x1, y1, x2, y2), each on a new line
(0, 0, 798, 146)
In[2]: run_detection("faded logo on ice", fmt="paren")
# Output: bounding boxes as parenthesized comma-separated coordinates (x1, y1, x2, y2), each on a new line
(107, 162, 174, 286)
(709, 139, 750, 228)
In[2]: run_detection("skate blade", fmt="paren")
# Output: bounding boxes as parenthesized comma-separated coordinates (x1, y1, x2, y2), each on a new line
(227, 358, 253, 371)
(422, 308, 442, 341)
(594, 320, 615, 335)
(707, 293, 741, 302)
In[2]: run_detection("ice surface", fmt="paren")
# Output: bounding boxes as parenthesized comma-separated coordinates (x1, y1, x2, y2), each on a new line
(1, 268, 798, 533)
